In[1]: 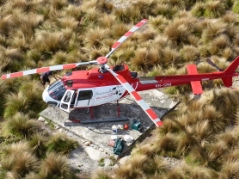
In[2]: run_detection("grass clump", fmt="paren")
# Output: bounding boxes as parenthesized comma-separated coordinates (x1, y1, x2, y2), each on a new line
(2, 112, 42, 139)
(39, 152, 75, 179)
(46, 133, 79, 155)
(1, 141, 39, 178)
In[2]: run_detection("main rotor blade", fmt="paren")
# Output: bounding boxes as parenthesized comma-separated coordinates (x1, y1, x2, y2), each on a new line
(206, 59, 222, 71)
(1, 61, 97, 79)
(105, 65, 163, 127)
(105, 19, 148, 58)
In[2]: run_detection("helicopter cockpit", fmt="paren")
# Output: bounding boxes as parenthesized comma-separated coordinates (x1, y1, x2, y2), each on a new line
(42, 80, 66, 106)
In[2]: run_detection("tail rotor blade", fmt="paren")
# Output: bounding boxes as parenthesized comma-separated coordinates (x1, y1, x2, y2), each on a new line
(105, 64, 162, 127)
(206, 59, 222, 71)
(105, 19, 148, 58)
(1, 61, 97, 79)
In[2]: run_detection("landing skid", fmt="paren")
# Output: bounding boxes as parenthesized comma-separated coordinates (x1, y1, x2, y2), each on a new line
(65, 101, 126, 126)
(64, 117, 128, 126)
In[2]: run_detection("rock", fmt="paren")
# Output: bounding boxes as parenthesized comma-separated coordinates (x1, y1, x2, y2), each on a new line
(84, 141, 92, 146)
(85, 147, 102, 161)
(118, 156, 130, 165)
(58, 128, 64, 133)
(104, 158, 112, 166)
(38, 117, 45, 122)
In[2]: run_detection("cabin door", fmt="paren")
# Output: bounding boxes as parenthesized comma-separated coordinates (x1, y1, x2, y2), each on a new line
(59, 90, 76, 113)
(75, 89, 94, 108)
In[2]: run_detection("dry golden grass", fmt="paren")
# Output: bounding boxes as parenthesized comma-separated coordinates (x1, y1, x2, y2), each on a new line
(204, 1, 226, 18)
(157, 133, 178, 156)
(201, 22, 227, 44)
(1, 141, 39, 178)
(151, 3, 177, 19)
(84, 27, 110, 49)
(2, 112, 42, 138)
(180, 45, 200, 62)
(220, 160, 239, 179)
(33, 31, 68, 53)
(39, 152, 74, 179)
(98, 13, 116, 29)
(208, 34, 230, 55)
(58, 17, 79, 31)
(149, 15, 169, 32)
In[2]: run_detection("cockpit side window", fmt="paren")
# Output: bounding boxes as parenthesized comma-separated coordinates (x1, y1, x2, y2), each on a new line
(78, 90, 93, 100)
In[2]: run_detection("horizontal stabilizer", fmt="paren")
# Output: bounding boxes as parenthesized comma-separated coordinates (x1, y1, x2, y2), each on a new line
(221, 77, 232, 87)
(186, 64, 203, 95)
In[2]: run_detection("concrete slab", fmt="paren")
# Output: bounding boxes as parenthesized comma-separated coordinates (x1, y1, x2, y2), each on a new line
(40, 89, 178, 155)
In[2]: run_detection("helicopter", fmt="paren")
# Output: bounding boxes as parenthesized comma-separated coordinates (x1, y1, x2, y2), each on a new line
(2, 19, 239, 127)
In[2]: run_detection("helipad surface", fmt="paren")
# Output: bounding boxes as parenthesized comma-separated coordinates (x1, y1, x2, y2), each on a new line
(40, 89, 178, 155)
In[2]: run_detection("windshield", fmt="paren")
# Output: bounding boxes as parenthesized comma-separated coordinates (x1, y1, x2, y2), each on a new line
(48, 80, 66, 100)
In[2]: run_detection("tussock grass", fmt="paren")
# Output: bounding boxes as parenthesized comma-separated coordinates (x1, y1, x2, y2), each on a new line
(4, 92, 28, 118)
(201, 22, 227, 44)
(137, 29, 157, 43)
(110, 23, 129, 40)
(29, 133, 48, 158)
(150, 15, 169, 32)
(50, 0, 67, 10)
(96, 0, 113, 14)
(161, 47, 179, 67)
(165, 23, 190, 47)
(46, 132, 79, 155)
(33, 31, 69, 54)
(221, 160, 239, 179)
(159, 118, 181, 135)
(19, 81, 45, 116)
(132, 142, 157, 158)
(39, 152, 74, 179)
(2, 112, 41, 138)
(98, 14, 115, 29)
(58, 17, 79, 31)
(164, 166, 185, 179)
(1, 141, 39, 178)
(158, 133, 178, 156)
(130, 47, 161, 71)
(180, 45, 200, 62)
(208, 34, 230, 56)
(208, 140, 228, 161)
(204, 1, 226, 18)
(84, 27, 110, 49)
(92, 170, 112, 179)
(151, 3, 177, 19)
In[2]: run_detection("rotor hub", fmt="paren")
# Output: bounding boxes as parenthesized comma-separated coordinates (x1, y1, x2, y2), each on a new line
(97, 56, 108, 65)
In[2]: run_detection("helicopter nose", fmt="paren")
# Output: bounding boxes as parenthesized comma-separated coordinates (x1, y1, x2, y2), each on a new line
(42, 86, 50, 103)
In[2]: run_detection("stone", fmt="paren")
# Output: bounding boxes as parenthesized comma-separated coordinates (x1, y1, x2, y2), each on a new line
(38, 117, 45, 122)
(118, 156, 130, 165)
(104, 158, 112, 166)
(84, 141, 91, 146)
(85, 147, 102, 161)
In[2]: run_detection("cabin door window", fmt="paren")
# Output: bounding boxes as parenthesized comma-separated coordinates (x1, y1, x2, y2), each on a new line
(75, 89, 94, 107)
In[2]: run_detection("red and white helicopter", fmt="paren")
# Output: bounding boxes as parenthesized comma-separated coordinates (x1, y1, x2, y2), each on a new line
(2, 19, 239, 127)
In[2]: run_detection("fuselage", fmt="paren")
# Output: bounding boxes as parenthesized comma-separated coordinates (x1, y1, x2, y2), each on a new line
(42, 64, 239, 112)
